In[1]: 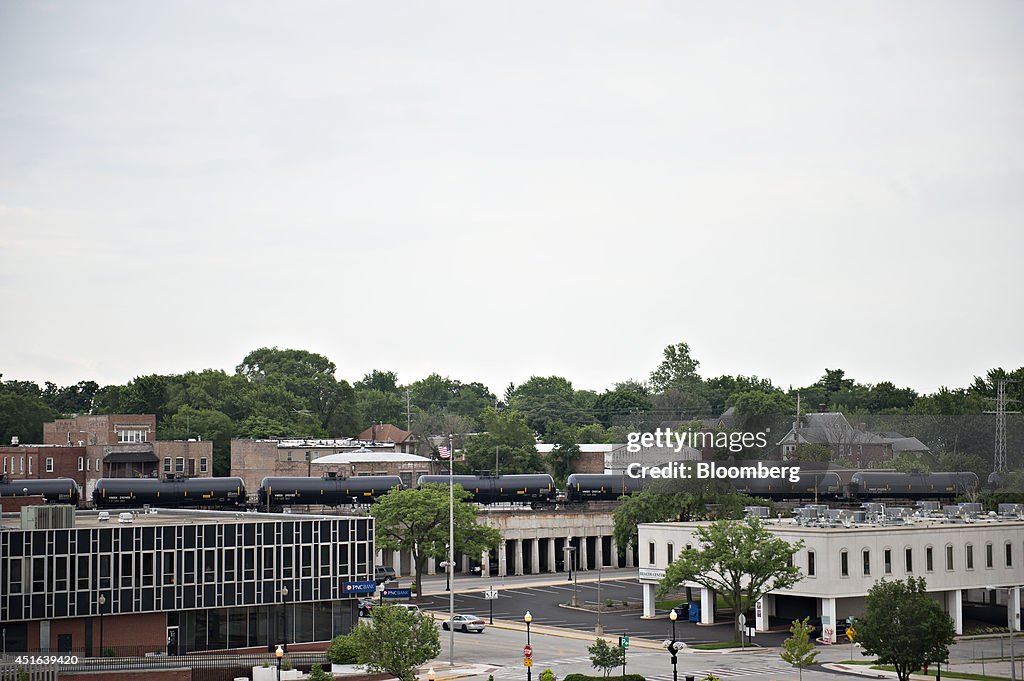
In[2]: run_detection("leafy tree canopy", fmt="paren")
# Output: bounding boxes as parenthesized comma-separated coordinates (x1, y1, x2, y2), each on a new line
(857, 577, 955, 681)
(350, 604, 441, 681)
(659, 517, 804, 641)
(587, 638, 625, 677)
(370, 483, 501, 598)
(462, 408, 542, 474)
(780, 617, 819, 681)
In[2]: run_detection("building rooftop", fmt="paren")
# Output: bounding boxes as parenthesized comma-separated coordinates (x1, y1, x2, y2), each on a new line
(0, 507, 347, 530)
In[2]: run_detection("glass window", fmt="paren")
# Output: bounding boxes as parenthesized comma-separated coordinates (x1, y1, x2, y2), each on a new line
(27, 457, 32, 474)
(966, 544, 974, 570)
(884, 549, 892, 574)
(667, 543, 674, 564)
(175, 457, 185, 473)
(986, 543, 993, 569)
(946, 544, 954, 571)
(905, 548, 913, 573)
(78, 457, 84, 471)
(86, 458, 90, 472)
(926, 546, 934, 572)
(840, 550, 849, 577)
(164, 458, 172, 474)
(862, 549, 871, 576)
(45, 457, 54, 472)
(200, 457, 208, 473)
(808, 550, 816, 577)
(96, 457, 101, 472)
(649, 542, 655, 566)
(1007, 542, 1013, 568)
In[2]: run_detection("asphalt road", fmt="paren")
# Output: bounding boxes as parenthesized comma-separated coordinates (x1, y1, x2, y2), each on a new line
(417, 578, 789, 646)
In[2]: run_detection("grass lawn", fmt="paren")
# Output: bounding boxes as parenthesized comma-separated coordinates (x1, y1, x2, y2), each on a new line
(690, 641, 748, 650)
(835, 661, 1011, 681)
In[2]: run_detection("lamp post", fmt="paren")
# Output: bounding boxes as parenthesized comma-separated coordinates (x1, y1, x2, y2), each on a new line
(280, 585, 290, 653)
(524, 611, 533, 681)
(668, 609, 679, 681)
(98, 594, 106, 657)
(428, 669, 436, 681)
(566, 539, 579, 607)
(275, 644, 284, 681)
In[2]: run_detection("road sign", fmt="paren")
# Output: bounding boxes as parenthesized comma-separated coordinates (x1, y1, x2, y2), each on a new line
(382, 588, 412, 599)
(846, 616, 854, 625)
(342, 580, 377, 594)
(524, 659, 533, 668)
(484, 590, 499, 600)
(738, 613, 746, 627)
(524, 645, 532, 657)
(619, 635, 630, 648)
(846, 626, 856, 641)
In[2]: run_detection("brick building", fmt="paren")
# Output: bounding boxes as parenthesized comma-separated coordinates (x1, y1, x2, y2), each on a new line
(231, 438, 434, 498)
(3, 415, 213, 502)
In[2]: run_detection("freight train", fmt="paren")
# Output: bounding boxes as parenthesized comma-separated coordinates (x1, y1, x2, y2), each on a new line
(16, 468, 981, 513)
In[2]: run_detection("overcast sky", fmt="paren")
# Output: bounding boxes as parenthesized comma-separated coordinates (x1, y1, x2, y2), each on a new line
(1, 1, 1022, 396)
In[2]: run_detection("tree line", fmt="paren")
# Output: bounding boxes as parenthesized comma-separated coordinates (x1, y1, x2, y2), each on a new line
(1, 342, 1021, 477)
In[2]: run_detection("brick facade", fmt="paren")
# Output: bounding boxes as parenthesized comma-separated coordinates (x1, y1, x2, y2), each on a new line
(1, 445, 88, 487)
(44, 414, 157, 447)
(231, 439, 434, 497)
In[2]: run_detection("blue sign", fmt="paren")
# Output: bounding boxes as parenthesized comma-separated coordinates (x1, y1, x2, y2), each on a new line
(342, 580, 377, 594)
(382, 588, 412, 599)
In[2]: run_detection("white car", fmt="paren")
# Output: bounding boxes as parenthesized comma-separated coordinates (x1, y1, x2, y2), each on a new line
(394, 603, 420, 613)
(442, 614, 486, 633)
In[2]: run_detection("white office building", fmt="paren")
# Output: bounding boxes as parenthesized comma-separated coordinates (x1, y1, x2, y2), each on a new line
(638, 512, 1024, 641)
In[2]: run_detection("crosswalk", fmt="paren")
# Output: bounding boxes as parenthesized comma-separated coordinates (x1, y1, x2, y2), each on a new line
(491, 656, 790, 680)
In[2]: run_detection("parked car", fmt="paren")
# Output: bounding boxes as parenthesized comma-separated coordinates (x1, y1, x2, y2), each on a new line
(374, 565, 397, 584)
(442, 614, 486, 633)
(394, 603, 420, 613)
(470, 560, 500, 576)
(358, 598, 376, 617)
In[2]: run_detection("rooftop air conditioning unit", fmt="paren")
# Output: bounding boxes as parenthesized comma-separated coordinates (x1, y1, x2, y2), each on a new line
(21, 504, 75, 530)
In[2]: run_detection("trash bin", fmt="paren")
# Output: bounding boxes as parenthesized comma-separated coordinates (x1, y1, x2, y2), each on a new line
(688, 602, 700, 622)
(685, 676, 695, 681)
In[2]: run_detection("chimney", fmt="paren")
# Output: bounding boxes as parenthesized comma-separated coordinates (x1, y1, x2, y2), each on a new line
(818, 403, 827, 413)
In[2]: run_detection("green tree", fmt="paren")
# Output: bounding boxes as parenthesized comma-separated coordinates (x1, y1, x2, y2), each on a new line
(370, 484, 501, 598)
(892, 453, 930, 474)
(462, 408, 542, 473)
(355, 370, 400, 394)
(159, 406, 236, 476)
(649, 342, 702, 392)
(350, 604, 441, 681)
(545, 422, 581, 486)
(326, 633, 360, 664)
(592, 385, 651, 428)
(857, 578, 955, 681)
(308, 665, 333, 681)
(659, 517, 804, 642)
(780, 617, 819, 681)
(587, 637, 625, 677)
(510, 375, 592, 434)
(0, 390, 56, 445)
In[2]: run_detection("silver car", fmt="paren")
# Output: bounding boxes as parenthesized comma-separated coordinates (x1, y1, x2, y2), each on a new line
(442, 614, 486, 633)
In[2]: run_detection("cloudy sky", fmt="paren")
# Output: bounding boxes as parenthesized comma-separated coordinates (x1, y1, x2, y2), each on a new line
(1, 1, 1022, 396)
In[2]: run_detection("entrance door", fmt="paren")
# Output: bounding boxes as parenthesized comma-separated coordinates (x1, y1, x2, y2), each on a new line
(57, 634, 73, 653)
(166, 626, 179, 656)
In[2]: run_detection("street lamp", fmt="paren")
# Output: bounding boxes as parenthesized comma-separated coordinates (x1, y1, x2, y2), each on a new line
(428, 669, 436, 681)
(98, 594, 106, 658)
(668, 609, 679, 681)
(566, 539, 579, 607)
(524, 611, 533, 681)
(275, 644, 284, 681)
(280, 585, 290, 653)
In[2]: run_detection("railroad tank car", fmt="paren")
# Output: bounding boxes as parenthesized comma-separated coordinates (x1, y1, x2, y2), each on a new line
(92, 477, 246, 509)
(729, 471, 842, 500)
(257, 474, 403, 508)
(849, 471, 980, 499)
(564, 473, 647, 502)
(416, 474, 555, 504)
(0, 477, 81, 505)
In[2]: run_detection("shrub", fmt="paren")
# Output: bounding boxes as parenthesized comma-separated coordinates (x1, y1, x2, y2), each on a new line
(281, 656, 293, 671)
(540, 669, 556, 681)
(327, 633, 360, 664)
(563, 674, 646, 681)
(309, 664, 333, 681)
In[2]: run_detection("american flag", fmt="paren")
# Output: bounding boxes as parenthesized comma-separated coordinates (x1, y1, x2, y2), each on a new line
(438, 445, 451, 459)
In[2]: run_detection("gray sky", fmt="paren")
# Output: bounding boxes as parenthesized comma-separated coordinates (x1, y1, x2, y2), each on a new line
(1, 1, 1022, 396)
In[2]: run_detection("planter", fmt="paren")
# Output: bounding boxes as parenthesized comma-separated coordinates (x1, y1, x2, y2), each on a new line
(252, 666, 276, 681)
(332, 663, 367, 674)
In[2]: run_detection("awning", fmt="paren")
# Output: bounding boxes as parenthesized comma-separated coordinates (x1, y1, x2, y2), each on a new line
(103, 451, 159, 464)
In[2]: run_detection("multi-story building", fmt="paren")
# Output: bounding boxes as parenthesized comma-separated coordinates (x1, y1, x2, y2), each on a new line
(2, 415, 214, 501)
(638, 514, 1024, 639)
(231, 438, 433, 498)
(0, 508, 370, 655)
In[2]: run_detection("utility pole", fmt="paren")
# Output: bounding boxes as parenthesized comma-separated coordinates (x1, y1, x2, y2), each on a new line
(495, 396, 500, 476)
(984, 378, 1019, 475)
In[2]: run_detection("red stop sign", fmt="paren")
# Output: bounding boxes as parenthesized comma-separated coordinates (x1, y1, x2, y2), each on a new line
(524, 645, 532, 658)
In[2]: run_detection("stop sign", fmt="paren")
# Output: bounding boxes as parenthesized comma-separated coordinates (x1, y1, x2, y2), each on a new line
(524, 645, 532, 658)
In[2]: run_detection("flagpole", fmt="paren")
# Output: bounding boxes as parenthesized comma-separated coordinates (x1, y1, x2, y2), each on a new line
(448, 433, 455, 667)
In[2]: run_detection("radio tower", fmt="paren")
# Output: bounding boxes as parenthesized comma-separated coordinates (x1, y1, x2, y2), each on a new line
(994, 379, 1008, 473)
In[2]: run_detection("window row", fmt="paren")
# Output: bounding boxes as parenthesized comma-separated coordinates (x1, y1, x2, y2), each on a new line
(835, 541, 1016, 577)
(162, 457, 209, 474)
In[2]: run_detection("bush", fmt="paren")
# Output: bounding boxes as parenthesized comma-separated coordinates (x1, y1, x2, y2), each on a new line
(309, 664, 333, 681)
(281, 656, 293, 671)
(564, 675, 645, 681)
(540, 669, 556, 681)
(327, 633, 360, 664)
